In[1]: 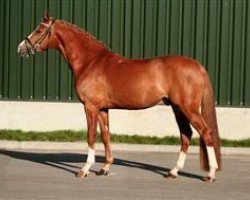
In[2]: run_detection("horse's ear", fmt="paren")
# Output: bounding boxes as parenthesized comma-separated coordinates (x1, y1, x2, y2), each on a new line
(44, 10, 51, 21)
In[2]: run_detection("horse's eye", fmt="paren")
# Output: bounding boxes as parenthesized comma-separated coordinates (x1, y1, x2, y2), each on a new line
(36, 30, 42, 34)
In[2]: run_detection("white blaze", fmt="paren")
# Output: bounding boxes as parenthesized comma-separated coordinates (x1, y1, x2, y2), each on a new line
(17, 40, 26, 52)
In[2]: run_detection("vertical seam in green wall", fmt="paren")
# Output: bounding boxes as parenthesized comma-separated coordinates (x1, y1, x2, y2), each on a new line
(178, 0, 183, 54)
(240, 0, 247, 106)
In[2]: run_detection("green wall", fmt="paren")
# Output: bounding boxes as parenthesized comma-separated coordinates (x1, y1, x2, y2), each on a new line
(0, 0, 250, 106)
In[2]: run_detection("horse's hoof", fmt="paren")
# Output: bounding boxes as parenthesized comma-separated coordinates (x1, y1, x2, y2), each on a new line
(164, 172, 178, 179)
(96, 169, 109, 176)
(75, 170, 89, 178)
(202, 176, 217, 183)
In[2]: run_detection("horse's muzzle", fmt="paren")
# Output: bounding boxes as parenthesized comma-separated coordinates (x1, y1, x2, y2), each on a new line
(17, 40, 35, 57)
(17, 40, 29, 57)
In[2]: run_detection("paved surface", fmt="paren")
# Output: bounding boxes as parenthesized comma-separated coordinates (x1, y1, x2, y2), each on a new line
(0, 149, 250, 200)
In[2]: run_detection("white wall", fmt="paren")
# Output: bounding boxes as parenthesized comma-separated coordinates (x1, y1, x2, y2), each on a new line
(0, 101, 249, 140)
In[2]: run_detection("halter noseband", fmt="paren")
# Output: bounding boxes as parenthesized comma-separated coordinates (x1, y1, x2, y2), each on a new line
(24, 19, 55, 55)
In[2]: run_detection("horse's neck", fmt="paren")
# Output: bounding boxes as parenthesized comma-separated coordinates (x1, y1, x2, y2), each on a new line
(54, 22, 107, 76)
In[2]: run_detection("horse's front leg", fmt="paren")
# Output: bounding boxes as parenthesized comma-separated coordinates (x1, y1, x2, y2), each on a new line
(76, 105, 98, 178)
(96, 110, 114, 176)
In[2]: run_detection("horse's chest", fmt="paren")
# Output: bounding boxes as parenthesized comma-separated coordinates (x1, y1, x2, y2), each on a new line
(75, 76, 107, 104)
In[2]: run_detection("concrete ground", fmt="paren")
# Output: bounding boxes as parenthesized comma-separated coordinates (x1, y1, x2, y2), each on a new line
(0, 149, 250, 200)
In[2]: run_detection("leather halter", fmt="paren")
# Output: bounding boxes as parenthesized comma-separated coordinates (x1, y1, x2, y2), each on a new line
(24, 20, 55, 55)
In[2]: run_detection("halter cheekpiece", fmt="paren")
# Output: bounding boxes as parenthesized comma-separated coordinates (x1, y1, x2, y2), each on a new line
(24, 19, 55, 55)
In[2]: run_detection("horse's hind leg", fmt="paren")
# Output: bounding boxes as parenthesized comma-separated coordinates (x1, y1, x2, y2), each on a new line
(167, 107, 192, 178)
(180, 107, 218, 182)
(96, 110, 114, 176)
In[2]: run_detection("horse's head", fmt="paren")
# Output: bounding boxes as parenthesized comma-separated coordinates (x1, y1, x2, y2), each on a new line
(17, 11, 55, 57)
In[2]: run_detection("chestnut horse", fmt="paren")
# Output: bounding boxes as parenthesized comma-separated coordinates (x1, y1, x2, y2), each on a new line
(17, 12, 221, 182)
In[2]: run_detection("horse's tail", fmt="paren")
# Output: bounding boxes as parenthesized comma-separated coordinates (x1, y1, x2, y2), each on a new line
(200, 67, 221, 171)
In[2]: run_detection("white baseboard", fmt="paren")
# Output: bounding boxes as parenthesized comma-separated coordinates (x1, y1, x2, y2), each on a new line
(0, 101, 249, 140)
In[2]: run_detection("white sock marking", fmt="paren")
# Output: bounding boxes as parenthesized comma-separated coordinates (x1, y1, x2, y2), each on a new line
(170, 151, 187, 177)
(206, 146, 218, 178)
(176, 151, 186, 169)
(86, 146, 95, 164)
(82, 147, 95, 173)
(206, 146, 218, 169)
(82, 162, 92, 173)
(170, 167, 179, 177)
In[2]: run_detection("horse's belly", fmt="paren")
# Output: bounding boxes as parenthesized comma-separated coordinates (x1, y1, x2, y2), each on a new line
(109, 85, 167, 109)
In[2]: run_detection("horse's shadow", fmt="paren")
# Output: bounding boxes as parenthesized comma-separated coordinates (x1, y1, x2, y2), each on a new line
(0, 149, 203, 181)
